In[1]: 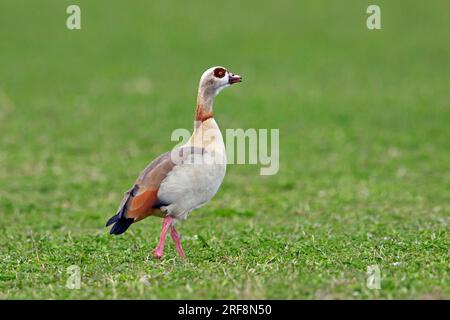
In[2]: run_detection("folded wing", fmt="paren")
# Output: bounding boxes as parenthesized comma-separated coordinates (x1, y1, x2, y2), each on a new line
(106, 147, 205, 234)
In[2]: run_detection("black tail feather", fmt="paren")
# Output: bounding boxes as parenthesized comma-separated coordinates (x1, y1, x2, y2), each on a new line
(105, 214, 119, 227)
(106, 184, 138, 235)
(109, 217, 134, 235)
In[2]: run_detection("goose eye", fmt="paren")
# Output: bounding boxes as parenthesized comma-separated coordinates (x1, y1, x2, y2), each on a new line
(213, 68, 226, 78)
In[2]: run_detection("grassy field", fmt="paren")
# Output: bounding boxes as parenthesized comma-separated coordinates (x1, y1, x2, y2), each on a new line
(0, 0, 449, 299)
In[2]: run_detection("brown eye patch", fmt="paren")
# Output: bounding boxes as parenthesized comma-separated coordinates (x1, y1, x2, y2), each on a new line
(213, 67, 226, 78)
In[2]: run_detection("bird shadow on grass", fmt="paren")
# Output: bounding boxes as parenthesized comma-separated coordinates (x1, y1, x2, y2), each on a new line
(209, 208, 255, 218)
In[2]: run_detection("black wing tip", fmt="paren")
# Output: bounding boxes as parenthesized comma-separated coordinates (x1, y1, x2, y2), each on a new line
(109, 218, 134, 235)
(105, 214, 119, 227)
(106, 184, 138, 229)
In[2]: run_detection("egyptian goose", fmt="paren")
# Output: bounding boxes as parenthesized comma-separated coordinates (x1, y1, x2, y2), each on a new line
(106, 66, 242, 259)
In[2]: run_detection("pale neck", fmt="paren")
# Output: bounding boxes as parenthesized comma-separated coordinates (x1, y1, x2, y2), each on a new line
(195, 87, 215, 125)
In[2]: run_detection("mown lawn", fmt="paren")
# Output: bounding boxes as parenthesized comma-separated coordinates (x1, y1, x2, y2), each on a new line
(0, 0, 448, 299)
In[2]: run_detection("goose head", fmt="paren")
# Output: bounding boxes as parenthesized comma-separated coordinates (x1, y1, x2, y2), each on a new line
(198, 66, 242, 100)
(195, 66, 242, 123)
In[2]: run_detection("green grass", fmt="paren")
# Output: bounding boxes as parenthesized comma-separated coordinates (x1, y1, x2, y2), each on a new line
(0, 0, 449, 299)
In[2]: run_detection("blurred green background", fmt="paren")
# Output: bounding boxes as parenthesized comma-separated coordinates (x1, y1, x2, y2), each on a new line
(0, 0, 448, 299)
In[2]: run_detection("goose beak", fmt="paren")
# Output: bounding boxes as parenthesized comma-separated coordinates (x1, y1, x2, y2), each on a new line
(228, 73, 242, 84)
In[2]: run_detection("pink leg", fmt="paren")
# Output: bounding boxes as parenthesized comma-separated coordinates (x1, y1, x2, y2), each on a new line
(152, 216, 173, 259)
(170, 226, 186, 258)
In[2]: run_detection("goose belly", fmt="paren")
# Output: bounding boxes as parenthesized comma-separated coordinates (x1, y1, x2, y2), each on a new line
(157, 153, 226, 220)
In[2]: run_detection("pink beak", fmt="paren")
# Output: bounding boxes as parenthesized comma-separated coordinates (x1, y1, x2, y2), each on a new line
(228, 73, 242, 84)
